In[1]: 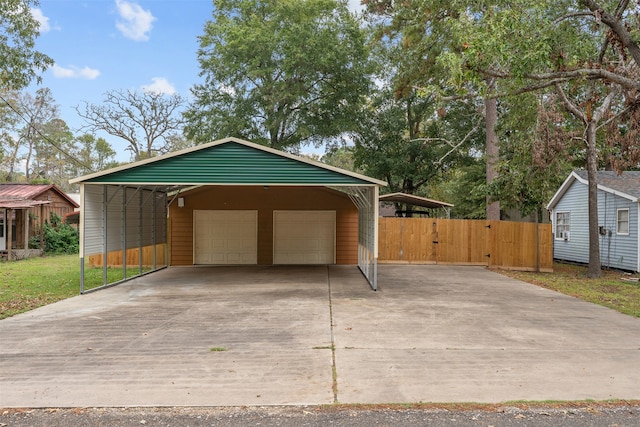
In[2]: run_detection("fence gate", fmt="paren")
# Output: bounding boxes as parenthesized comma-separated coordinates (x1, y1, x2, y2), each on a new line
(378, 218, 553, 272)
(432, 219, 490, 265)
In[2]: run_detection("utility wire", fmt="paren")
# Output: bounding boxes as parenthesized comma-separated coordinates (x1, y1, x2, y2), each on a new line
(0, 92, 96, 173)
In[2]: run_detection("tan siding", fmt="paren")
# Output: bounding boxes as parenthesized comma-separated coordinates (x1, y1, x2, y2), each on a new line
(168, 186, 358, 265)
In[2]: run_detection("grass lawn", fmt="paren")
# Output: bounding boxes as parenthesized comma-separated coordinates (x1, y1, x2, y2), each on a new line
(0, 254, 151, 319)
(497, 262, 640, 318)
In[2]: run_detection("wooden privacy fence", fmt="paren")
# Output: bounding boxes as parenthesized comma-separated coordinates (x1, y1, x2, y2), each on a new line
(378, 218, 553, 272)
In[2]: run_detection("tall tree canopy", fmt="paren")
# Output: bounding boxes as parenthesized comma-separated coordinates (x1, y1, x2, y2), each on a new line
(184, 0, 372, 151)
(366, 0, 640, 277)
(0, 0, 52, 90)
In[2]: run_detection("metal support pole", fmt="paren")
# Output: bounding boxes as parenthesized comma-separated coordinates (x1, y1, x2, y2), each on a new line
(163, 191, 168, 268)
(152, 189, 157, 270)
(102, 187, 108, 286)
(139, 189, 143, 274)
(122, 187, 127, 281)
(80, 257, 85, 294)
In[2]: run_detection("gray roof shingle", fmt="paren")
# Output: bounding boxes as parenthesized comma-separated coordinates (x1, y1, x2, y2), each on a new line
(574, 170, 640, 199)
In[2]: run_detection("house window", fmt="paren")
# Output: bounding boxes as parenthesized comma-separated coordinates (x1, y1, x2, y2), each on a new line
(617, 209, 629, 235)
(555, 211, 570, 240)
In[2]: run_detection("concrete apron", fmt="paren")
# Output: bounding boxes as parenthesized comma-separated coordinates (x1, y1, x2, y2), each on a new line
(1, 265, 640, 407)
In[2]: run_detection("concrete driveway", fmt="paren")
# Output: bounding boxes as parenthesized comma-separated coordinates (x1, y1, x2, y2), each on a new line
(1, 264, 639, 407)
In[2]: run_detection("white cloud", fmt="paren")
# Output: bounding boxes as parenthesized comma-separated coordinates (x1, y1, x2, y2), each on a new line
(52, 64, 100, 80)
(30, 8, 51, 33)
(141, 77, 176, 95)
(115, 0, 156, 41)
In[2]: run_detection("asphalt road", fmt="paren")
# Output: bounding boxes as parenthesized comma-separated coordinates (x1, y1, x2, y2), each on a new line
(1, 405, 639, 427)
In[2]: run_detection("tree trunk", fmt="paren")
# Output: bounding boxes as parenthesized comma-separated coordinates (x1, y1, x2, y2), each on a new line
(585, 121, 602, 278)
(485, 91, 500, 220)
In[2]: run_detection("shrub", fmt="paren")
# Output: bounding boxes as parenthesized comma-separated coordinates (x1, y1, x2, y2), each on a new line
(41, 212, 79, 254)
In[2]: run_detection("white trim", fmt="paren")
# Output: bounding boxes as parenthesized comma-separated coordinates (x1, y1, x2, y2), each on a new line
(548, 171, 638, 210)
(637, 202, 640, 272)
(74, 181, 378, 187)
(70, 137, 387, 186)
(0, 208, 5, 251)
(373, 185, 379, 258)
(79, 184, 84, 258)
(616, 208, 630, 235)
(547, 172, 582, 210)
(554, 211, 571, 241)
(598, 185, 637, 202)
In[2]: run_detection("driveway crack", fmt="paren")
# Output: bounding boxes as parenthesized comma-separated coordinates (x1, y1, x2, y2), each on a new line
(327, 265, 338, 403)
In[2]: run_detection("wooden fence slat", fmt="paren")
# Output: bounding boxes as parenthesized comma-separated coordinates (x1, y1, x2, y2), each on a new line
(88, 244, 165, 268)
(378, 218, 553, 272)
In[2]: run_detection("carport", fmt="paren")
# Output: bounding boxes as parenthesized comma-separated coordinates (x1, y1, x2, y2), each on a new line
(70, 137, 386, 292)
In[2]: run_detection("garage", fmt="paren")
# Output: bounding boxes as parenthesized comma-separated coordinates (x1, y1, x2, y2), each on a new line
(193, 210, 257, 264)
(70, 137, 385, 291)
(273, 210, 335, 264)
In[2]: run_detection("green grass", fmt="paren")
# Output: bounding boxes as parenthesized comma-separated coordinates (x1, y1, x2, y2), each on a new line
(0, 254, 152, 319)
(497, 262, 640, 317)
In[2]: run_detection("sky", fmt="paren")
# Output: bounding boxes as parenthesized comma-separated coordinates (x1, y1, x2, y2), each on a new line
(28, 0, 365, 163)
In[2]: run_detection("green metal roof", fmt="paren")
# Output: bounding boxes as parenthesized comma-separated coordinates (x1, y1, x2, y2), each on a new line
(72, 138, 384, 186)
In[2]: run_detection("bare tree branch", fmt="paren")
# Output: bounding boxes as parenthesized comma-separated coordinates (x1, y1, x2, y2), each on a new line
(554, 83, 586, 123)
(580, 0, 640, 68)
(76, 89, 186, 161)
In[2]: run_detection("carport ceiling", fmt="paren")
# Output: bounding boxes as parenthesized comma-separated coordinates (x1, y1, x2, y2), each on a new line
(70, 137, 386, 290)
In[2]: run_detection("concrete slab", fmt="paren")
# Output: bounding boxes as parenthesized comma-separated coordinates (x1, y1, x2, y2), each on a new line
(0, 266, 334, 407)
(1, 264, 640, 407)
(330, 265, 640, 403)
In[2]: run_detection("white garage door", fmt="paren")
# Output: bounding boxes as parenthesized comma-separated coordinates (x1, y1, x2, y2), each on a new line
(193, 210, 257, 264)
(273, 210, 335, 264)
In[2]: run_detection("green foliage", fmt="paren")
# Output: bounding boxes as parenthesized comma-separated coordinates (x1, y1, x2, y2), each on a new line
(353, 88, 483, 199)
(441, 160, 487, 219)
(0, 0, 53, 90)
(41, 212, 79, 255)
(185, 0, 372, 151)
(321, 146, 360, 173)
(489, 93, 576, 218)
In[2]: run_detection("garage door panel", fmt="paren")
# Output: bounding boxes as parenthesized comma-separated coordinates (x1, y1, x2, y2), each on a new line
(274, 211, 335, 264)
(194, 210, 257, 265)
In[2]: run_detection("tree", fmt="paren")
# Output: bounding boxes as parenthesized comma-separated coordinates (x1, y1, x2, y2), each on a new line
(368, 0, 640, 277)
(184, 0, 372, 151)
(0, 90, 23, 181)
(76, 89, 186, 161)
(73, 133, 117, 177)
(0, 0, 53, 90)
(490, 92, 578, 221)
(34, 117, 75, 189)
(15, 87, 58, 181)
(364, 0, 502, 219)
(353, 88, 482, 207)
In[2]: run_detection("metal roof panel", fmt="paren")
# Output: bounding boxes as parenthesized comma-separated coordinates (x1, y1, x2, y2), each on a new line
(76, 138, 383, 186)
